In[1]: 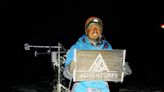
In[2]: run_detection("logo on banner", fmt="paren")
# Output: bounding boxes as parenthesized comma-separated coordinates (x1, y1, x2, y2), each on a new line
(89, 54, 109, 72)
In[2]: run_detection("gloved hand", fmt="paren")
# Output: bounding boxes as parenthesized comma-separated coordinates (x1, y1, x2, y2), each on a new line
(63, 66, 73, 80)
(63, 61, 76, 80)
(68, 61, 76, 73)
(123, 62, 132, 76)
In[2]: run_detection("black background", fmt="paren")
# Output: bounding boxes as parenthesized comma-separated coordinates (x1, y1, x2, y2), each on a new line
(2, 0, 164, 91)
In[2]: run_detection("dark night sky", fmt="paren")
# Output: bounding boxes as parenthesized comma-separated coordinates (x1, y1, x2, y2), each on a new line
(2, 0, 164, 89)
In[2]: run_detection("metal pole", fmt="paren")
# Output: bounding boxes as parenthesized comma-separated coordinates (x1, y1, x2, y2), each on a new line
(57, 43, 61, 92)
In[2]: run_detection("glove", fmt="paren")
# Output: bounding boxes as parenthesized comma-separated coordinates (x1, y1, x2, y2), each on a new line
(68, 61, 76, 73)
(63, 65, 73, 80)
(123, 62, 132, 76)
(63, 61, 76, 80)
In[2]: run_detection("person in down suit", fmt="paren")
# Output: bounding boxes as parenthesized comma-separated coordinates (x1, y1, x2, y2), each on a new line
(63, 16, 132, 92)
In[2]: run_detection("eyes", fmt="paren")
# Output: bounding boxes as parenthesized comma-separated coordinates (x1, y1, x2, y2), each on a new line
(88, 24, 101, 32)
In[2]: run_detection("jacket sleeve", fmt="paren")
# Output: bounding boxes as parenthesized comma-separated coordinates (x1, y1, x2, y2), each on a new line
(63, 45, 76, 80)
(63, 42, 81, 80)
(64, 44, 78, 67)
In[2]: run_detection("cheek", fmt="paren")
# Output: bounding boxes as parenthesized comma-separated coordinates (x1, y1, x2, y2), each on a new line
(97, 30, 101, 34)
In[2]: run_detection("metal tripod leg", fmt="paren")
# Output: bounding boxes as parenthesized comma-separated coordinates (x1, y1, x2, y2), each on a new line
(51, 49, 71, 92)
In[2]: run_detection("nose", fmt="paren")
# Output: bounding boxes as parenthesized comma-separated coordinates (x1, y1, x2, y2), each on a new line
(93, 27, 98, 31)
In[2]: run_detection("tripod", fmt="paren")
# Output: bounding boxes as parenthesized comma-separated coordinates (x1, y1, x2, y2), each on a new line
(24, 43, 71, 92)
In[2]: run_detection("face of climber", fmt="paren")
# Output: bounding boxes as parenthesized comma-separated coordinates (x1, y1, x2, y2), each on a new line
(86, 23, 102, 40)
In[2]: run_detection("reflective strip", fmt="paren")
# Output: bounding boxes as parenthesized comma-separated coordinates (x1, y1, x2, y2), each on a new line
(87, 88, 102, 92)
